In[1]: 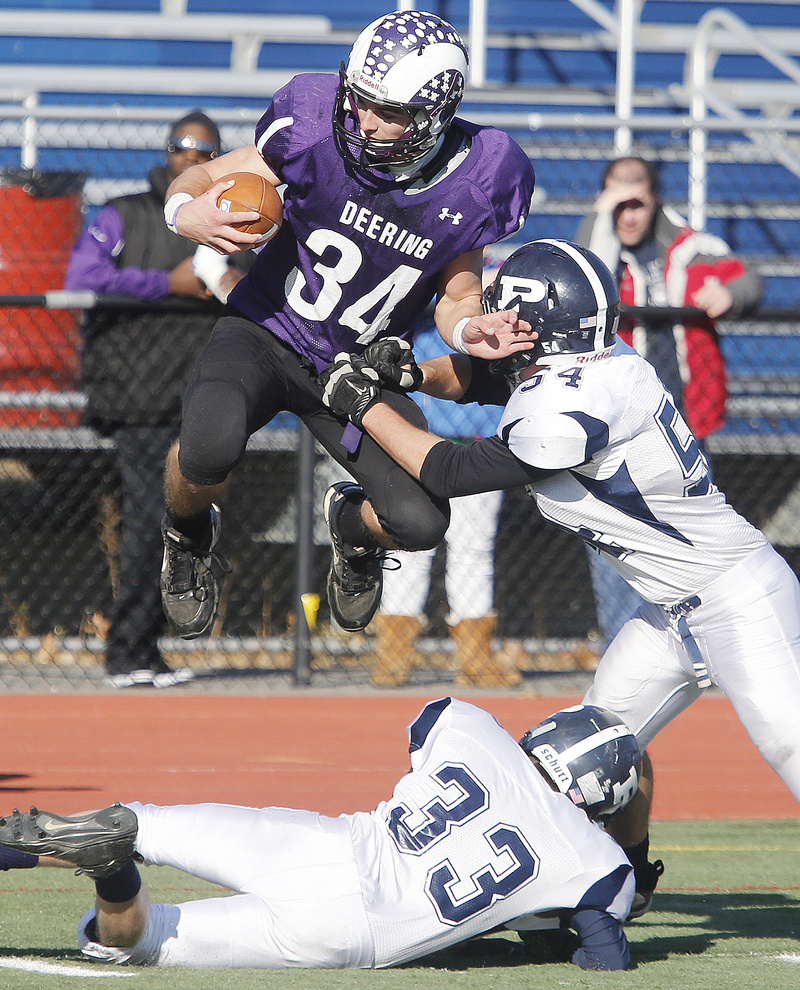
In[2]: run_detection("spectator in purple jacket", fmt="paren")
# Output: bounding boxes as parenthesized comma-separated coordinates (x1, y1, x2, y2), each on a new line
(64, 110, 250, 688)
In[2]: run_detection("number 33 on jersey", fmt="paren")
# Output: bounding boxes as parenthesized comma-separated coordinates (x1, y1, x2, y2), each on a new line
(350, 698, 632, 968)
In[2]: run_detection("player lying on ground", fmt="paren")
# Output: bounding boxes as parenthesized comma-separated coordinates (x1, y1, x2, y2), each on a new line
(0, 700, 640, 971)
(318, 238, 800, 918)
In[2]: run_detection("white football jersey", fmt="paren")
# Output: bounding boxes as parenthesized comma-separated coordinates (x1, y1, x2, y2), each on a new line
(498, 340, 765, 605)
(348, 698, 632, 968)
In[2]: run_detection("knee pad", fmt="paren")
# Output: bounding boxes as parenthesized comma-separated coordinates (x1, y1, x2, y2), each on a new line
(179, 381, 249, 486)
(384, 493, 450, 553)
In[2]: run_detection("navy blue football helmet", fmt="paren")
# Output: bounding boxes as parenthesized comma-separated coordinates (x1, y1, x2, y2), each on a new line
(333, 10, 468, 171)
(520, 704, 641, 818)
(484, 238, 620, 383)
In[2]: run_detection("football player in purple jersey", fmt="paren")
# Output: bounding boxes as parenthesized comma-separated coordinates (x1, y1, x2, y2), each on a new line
(158, 10, 536, 639)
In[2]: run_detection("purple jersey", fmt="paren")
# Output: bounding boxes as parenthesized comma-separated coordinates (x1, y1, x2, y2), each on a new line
(228, 73, 535, 372)
(65, 203, 170, 300)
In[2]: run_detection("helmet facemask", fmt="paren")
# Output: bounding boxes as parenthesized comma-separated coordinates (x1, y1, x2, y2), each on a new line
(333, 67, 447, 169)
(483, 284, 539, 385)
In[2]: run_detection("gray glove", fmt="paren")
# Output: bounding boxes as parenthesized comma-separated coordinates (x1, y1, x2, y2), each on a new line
(318, 353, 382, 427)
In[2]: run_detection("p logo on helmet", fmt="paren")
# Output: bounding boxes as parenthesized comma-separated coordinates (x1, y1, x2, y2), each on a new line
(494, 275, 547, 311)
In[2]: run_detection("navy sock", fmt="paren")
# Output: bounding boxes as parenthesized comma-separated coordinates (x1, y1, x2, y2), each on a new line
(0, 845, 38, 870)
(94, 859, 142, 903)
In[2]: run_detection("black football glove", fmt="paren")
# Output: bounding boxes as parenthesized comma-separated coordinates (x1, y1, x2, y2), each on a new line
(362, 336, 423, 392)
(318, 353, 382, 427)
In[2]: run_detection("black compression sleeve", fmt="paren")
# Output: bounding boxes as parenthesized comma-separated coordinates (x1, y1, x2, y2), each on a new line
(460, 358, 512, 406)
(419, 434, 556, 498)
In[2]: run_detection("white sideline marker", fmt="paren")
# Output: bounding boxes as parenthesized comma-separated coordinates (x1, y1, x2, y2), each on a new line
(0, 956, 136, 977)
(776, 953, 800, 963)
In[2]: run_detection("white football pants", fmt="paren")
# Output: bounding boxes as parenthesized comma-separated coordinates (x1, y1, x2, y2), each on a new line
(380, 489, 503, 620)
(78, 802, 373, 969)
(584, 543, 800, 803)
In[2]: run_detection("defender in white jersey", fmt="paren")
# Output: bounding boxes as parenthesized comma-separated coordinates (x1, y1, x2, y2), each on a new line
(0, 700, 640, 971)
(320, 237, 800, 914)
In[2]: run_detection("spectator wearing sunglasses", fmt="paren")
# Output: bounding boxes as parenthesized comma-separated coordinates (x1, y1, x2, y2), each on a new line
(64, 110, 252, 688)
(167, 132, 219, 158)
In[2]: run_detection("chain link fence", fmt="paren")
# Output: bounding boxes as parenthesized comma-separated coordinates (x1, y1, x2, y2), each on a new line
(1, 107, 799, 691)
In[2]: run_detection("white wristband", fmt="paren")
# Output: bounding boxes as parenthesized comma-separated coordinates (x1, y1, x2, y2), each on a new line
(192, 245, 230, 303)
(164, 192, 193, 234)
(451, 317, 471, 355)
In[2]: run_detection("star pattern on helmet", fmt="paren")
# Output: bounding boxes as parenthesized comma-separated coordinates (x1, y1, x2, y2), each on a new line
(418, 71, 463, 108)
(360, 12, 467, 82)
(422, 71, 452, 97)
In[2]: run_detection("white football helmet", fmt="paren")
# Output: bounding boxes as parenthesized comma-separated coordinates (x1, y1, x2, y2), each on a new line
(333, 10, 468, 171)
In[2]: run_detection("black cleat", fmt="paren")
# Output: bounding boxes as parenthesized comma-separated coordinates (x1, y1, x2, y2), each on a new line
(160, 504, 228, 639)
(0, 804, 138, 878)
(628, 858, 664, 919)
(323, 482, 386, 632)
(519, 927, 580, 964)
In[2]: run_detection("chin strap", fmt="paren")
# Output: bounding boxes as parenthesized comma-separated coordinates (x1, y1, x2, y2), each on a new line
(394, 127, 466, 186)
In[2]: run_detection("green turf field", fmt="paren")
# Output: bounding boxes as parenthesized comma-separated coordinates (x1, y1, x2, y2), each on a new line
(2, 819, 800, 990)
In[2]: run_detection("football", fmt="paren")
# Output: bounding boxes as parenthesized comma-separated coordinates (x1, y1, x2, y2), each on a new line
(216, 172, 283, 243)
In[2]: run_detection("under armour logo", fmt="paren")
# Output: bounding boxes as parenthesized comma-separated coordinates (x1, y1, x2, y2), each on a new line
(439, 208, 463, 225)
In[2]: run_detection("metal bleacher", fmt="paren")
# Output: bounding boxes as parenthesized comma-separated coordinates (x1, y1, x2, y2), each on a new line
(2, 0, 800, 452)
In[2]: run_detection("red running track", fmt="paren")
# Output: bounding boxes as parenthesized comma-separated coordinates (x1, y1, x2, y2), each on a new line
(0, 691, 796, 819)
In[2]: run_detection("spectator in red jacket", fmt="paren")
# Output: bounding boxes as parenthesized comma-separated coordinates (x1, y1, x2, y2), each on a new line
(575, 155, 762, 647)
(576, 155, 761, 439)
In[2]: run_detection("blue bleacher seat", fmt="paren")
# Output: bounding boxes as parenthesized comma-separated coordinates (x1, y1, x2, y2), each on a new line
(3, 0, 799, 313)
(642, 2, 800, 30)
(2, 0, 159, 7)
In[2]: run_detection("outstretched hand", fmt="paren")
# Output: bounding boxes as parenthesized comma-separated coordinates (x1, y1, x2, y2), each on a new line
(362, 337, 423, 392)
(458, 309, 537, 360)
(318, 354, 383, 427)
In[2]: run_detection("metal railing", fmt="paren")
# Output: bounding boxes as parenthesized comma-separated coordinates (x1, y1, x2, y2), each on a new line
(686, 7, 800, 231)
